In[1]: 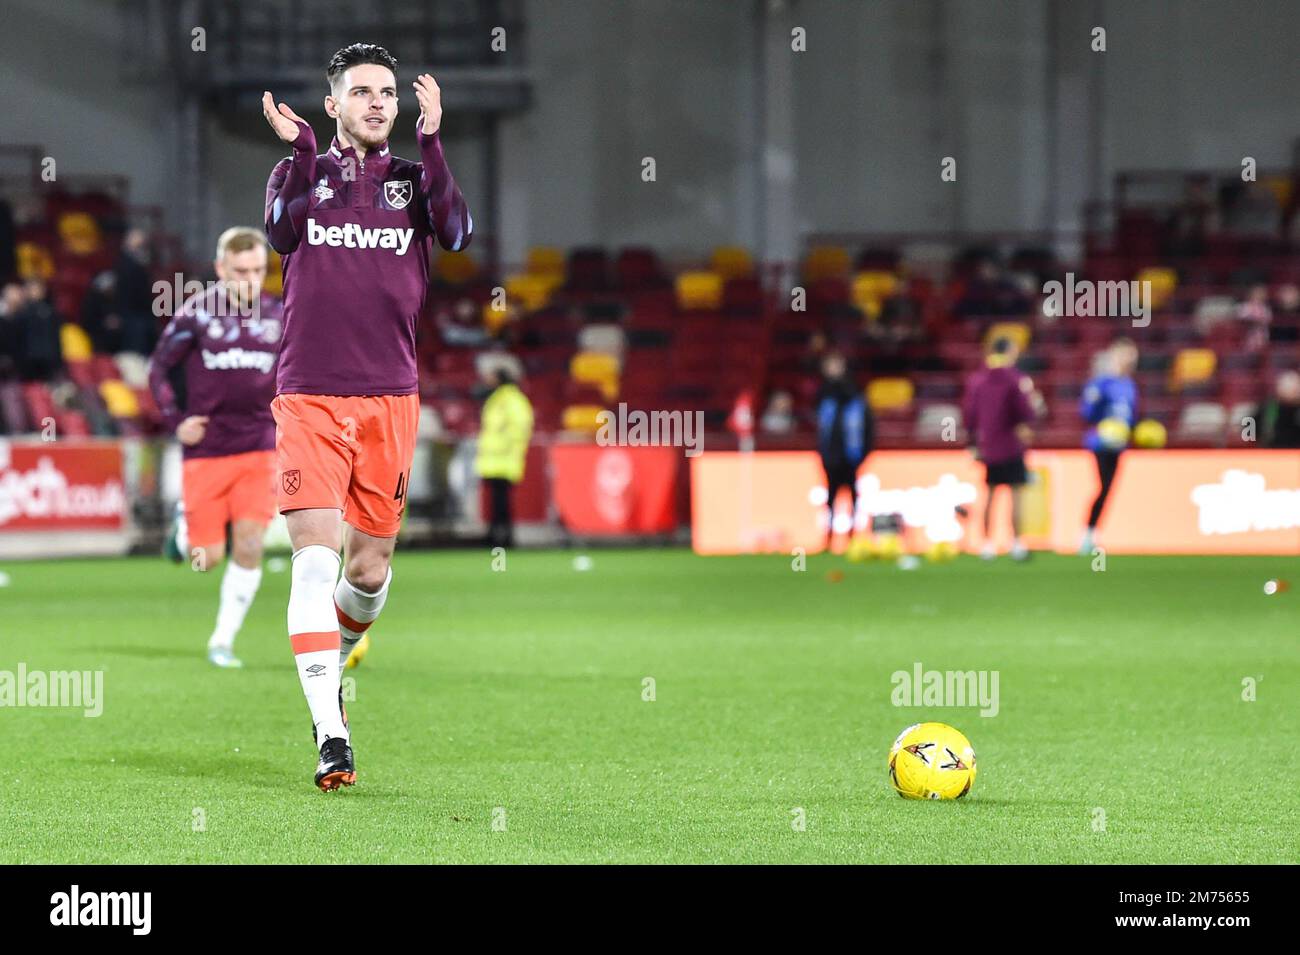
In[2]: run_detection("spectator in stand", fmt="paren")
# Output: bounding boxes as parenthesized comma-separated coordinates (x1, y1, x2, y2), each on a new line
(1259, 370, 1300, 449)
(1236, 284, 1272, 351)
(0, 281, 26, 379)
(0, 198, 15, 284)
(1271, 283, 1300, 342)
(15, 277, 64, 381)
(115, 227, 157, 355)
(81, 270, 123, 354)
(815, 351, 872, 551)
(954, 260, 1029, 319)
(759, 390, 795, 435)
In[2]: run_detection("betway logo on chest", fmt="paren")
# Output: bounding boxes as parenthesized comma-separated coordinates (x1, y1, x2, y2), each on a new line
(306, 218, 414, 255)
(201, 348, 275, 373)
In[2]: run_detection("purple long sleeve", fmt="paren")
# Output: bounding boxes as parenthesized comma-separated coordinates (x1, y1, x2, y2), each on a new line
(147, 311, 197, 433)
(416, 125, 473, 251)
(264, 120, 319, 254)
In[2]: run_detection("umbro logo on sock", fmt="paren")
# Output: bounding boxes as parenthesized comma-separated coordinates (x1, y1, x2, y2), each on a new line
(305, 664, 327, 677)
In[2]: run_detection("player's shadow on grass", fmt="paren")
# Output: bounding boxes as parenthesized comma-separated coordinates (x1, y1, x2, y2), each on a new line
(93, 749, 291, 791)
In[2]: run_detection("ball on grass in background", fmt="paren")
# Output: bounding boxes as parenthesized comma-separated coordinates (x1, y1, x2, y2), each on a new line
(888, 722, 977, 800)
(873, 533, 903, 561)
(1132, 418, 1167, 449)
(845, 536, 873, 563)
(925, 541, 959, 563)
(572, 555, 593, 572)
(1096, 416, 1131, 450)
(1263, 579, 1289, 595)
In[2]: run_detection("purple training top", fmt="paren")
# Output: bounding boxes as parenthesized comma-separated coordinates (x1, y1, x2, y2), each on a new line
(264, 119, 472, 397)
(961, 364, 1037, 464)
(147, 286, 283, 459)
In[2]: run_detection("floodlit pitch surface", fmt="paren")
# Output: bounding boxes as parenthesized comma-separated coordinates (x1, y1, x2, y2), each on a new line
(1, 550, 1295, 863)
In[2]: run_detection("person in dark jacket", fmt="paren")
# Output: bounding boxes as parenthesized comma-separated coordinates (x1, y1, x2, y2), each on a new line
(0, 281, 27, 379)
(115, 228, 157, 355)
(815, 351, 873, 551)
(1260, 370, 1300, 449)
(16, 278, 63, 381)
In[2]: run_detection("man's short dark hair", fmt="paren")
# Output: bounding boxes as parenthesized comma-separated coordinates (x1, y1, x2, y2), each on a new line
(327, 43, 398, 88)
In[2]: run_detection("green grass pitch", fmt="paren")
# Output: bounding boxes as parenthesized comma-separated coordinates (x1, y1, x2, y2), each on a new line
(1, 549, 1296, 864)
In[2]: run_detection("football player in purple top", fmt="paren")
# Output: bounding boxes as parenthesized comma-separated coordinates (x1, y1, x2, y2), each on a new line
(262, 43, 471, 790)
(148, 227, 283, 669)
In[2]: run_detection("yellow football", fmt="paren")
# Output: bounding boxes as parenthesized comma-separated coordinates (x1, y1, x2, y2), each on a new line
(888, 722, 977, 800)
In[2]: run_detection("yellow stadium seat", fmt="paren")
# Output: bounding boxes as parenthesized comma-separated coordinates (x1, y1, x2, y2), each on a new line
(16, 242, 55, 281)
(982, 321, 1032, 354)
(851, 271, 900, 320)
(99, 379, 140, 418)
(802, 246, 850, 283)
(866, 377, 914, 412)
(505, 271, 562, 311)
(570, 350, 620, 401)
(436, 252, 478, 284)
(562, 404, 606, 434)
(1169, 348, 1216, 391)
(710, 245, 753, 279)
(675, 271, 724, 310)
(263, 249, 284, 296)
(481, 301, 511, 336)
(60, 323, 93, 362)
(525, 246, 566, 276)
(1136, 266, 1177, 312)
(57, 212, 102, 257)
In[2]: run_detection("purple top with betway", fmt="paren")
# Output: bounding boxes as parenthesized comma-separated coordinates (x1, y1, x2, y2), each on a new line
(961, 364, 1037, 464)
(264, 120, 472, 397)
(147, 286, 283, 459)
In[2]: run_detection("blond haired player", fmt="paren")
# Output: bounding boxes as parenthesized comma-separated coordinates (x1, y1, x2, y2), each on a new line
(148, 227, 283, 667)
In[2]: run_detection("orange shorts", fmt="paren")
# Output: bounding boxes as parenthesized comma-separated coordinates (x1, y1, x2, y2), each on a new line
(182, 449, 278, 550)
(270, 393, 420, 538)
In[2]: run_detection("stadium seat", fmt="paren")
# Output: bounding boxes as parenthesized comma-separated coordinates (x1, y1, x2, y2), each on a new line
(16, 241, 55, 281)
(710, 245, 753, 279)
(867, 377, 914, 412)
(561, 404, 605, 433)
(1169, 348, 1217, 392)
(569, 350, 620, 401)
(1174, 401, 1227, 445)
(526, 246, 566, 277)
(60, 323, 94, 362)
(504, 271, 562, 311)
(1136, 266, 1177, 311)
(436, 251, 479, 284)
(850, 271, 899, 320)
(802, 245, 850, 283)
(99, 379, 140, 419)
(674, 271, 724, 310)
(56, 211, 103, 257)
(914, 403, 960, 443)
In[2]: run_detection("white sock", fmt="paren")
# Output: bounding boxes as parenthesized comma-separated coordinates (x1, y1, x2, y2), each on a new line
(207, 561, 262, 652)
(288, 544, 346, 745)
(335, 567, 390, 667)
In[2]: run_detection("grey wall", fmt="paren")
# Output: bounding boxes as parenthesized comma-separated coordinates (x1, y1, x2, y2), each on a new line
(3, 0, 1298, 265)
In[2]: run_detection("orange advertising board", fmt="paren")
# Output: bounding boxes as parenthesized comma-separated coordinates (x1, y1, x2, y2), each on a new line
(690, 450, 1300, 555)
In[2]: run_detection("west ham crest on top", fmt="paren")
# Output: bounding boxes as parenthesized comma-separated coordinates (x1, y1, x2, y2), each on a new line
(384, 179, 412, 210)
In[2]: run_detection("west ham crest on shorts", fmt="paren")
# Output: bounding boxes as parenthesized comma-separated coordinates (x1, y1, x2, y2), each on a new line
(282, 469, 301, 495)
(384, 179, 413, 210)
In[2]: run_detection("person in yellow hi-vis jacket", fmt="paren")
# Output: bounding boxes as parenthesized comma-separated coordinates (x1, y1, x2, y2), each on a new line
(474, 357, 533, 547)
